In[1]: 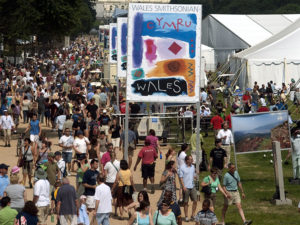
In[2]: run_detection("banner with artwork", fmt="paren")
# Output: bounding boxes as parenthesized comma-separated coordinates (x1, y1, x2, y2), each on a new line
(117, 18, 128, 78)
(232, 111, 291, 154)
(109, 23, 117, 63)
(126, 4, 202, 103)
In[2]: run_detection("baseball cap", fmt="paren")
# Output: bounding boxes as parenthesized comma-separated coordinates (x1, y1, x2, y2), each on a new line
(77, 130, 84, 135)
(0, 163, 9, 169)
(54, 151, 62, 156)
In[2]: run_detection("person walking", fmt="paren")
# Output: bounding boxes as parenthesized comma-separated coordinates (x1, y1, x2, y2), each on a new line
(209, 139, 227, 178)
(19, 138, 34, 188)
(59, 128, 74, 175)
(24, 113, 42, 161)
(4, 174, 26, 213)
(0, 163, 10, 200)
(153, 200, 177, 225)
(128, 201, 153, 225)
(94, 174, 112, 225)
(33, 168, 50, 225)
(217, 122, 234, 167)
(179, 155, 198, 222)
(134, 140, 158, 193)
(0, 110, 15, 147)
(195, 199, 218, 225)
(56, 178, 79, 225)
(221, 163, 252, 225)
(200, 167, 228, 211)
(82, 159, 99, 214)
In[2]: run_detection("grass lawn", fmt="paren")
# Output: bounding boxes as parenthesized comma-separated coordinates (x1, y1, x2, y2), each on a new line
(167, 99, 300, 224)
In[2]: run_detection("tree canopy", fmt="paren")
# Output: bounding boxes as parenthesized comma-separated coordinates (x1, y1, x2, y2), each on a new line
(0, 0, 96, 50)
(171, 0, 300, 18)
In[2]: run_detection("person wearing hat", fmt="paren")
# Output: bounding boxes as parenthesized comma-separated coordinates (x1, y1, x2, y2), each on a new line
(0, 109, 15, 147)
(33, 167, 50, 225)
(0, 163, 10, 200)
(44, 152, 60, 194)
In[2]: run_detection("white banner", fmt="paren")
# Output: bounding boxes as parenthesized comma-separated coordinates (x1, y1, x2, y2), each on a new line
(109, 23, 117, 64)
(117, 18, 128, 78)
(126, 3, 202, 103)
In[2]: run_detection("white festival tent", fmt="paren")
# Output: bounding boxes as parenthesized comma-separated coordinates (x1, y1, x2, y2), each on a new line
(201, 44, 216, 72)
(202, 14, 300, 64)
(230, 18, 300, 89)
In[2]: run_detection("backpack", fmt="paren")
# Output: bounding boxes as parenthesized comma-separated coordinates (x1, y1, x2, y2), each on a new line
(90, 120, 100, 138)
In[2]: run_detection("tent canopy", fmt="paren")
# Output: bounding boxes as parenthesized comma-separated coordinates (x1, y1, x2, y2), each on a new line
(231, 18, 300, 88)
(202, 14, 300, 63)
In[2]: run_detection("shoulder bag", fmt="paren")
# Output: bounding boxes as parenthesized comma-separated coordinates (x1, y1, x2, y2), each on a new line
(119, 170, 133, 196)
(18, 146, 30, 168)
(201, 176, 212, 195)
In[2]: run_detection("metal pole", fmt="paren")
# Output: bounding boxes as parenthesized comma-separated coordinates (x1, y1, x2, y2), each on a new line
(124, 100, 129, 161)
(116, 77, 120, 113)
(196, 101, 201, 173)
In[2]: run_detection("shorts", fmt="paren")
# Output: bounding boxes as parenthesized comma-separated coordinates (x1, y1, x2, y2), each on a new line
(105, 182, 114, 189)
(111, 138, 120, 148)
(86, 195, 95, 209)
(37, 205, 50, 224)
(142, 164, 155, 179)
(205, 193, 216, 207)
(59, 214, 77, 225)
(224, 190, 241, 205)
(100, 125, 109, 135)
(183, 188, 197, 203)
(23, 161, 33, 176)
(30, 134, 39, 142)
(76, 153, 86, 160)
(128, 147, 134, 157)
(62, 152, 73, 163)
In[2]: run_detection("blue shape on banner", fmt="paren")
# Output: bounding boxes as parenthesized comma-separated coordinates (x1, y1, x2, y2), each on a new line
(133, 13, 144, 68)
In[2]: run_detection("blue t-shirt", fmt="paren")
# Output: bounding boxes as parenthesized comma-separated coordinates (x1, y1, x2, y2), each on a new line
(30, 120, 40, 135)
(0, 174, 10, 197)
(16, 211, 38, 225)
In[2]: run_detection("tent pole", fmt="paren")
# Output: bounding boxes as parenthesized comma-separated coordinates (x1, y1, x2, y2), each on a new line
(283, 58, 286, 84)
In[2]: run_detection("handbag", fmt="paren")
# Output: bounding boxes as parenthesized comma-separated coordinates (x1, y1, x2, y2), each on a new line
(119, 171, 133, 196)
(18, 147, 30, 167)
(201, 176, 212, 195)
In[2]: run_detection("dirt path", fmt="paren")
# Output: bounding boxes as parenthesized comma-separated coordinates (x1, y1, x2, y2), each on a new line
(1, 123, 202, 224)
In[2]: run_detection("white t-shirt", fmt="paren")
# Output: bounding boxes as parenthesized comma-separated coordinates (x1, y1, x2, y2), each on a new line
(34, 179, 50, 207)
(56, 115, 66, 130)
(94, 183, 112, 213)
(74, 137, 90, 154)
(59, 135, 74, 153)
(104, 160, 120, 183)
(217, 129, 234, 145)
(177, 151, 187, 168)
(57, 159, 66, 178)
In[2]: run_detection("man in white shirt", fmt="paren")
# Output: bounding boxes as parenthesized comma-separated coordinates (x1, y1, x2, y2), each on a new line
(33, 168, 50, 225)
(94, 174, 112, 225)
(0, 110, 15, 147)
(59, 128, 74, 174)
(56, 111, 66, 139)
(217, 122, 234, 166)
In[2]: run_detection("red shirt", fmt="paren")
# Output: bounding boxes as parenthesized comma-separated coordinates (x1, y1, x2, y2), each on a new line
(210, 115, 224, 130)
(138, 146, 158, 165)
(225, 114, 232, 129)
(257, 106, 270, 112)
(120, 102, 126, 114)
(101, 152, 110, 166)
(242, 94, 251, 102)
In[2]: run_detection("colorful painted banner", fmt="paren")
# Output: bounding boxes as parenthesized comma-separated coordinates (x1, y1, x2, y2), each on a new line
(232, 111, 291, 154)
(109, 23, 117, 63)
(126, 4, 202, 103)
(117, 18, 128, 78)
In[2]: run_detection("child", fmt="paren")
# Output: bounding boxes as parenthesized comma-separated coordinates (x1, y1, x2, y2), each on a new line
(78, 195, 90, 225)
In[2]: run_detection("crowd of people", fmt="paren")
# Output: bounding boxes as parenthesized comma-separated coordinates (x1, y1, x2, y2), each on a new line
(0, 34, 298, 225)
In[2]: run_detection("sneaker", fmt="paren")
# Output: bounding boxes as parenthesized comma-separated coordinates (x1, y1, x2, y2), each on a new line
(184, 217, 189, 222)
(244, 220, 252, 225)
(67, 172, 71, 176)
(29, 182, 33, 189)
(190, 216, 195, 221)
